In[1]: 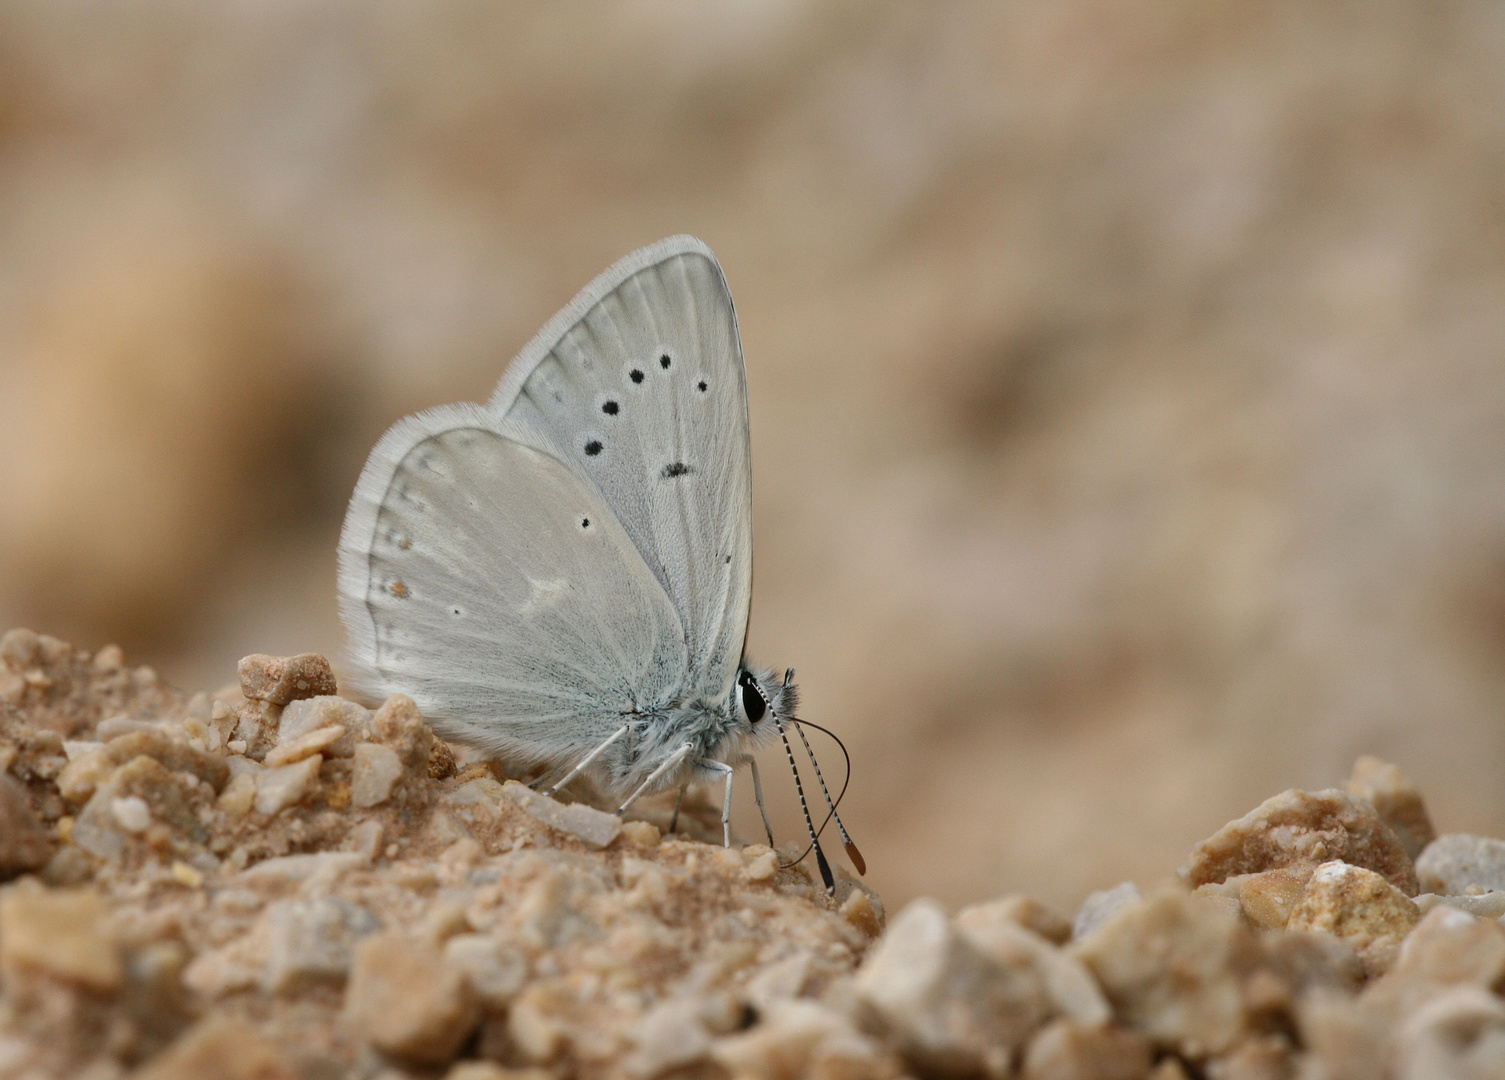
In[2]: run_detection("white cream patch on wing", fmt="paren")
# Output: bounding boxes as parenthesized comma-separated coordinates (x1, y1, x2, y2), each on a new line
(519, 577, 570, 617)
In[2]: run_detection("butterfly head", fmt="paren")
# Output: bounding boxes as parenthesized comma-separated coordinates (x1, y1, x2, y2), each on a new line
(732, 665, 798, 740)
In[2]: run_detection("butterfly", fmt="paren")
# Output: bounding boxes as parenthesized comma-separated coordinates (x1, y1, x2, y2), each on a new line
(337, 236, 861, 889)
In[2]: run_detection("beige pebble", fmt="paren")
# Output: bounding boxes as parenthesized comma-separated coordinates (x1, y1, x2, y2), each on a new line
(91, 642, 124, 672)
(506, 981, 571, 1064)
(1394, 986, 1505, 1078)
(712, 999, 887, 1080)
(1073, 882, 1142, 941)
(351, 742, 404, 808)
(625, 996, 719, 1077)
(1414, 890, 1505, 919)
(841, 886, 884, 937)
(354, 818, 384, 861)
(504, 781, 622, 849)
(1181, 788, 1418, 896)
(62, 739, 103, 761)
(0, 881, 122, 991)
(444, 934, 528, 1009)
(0, 773, 53, 876)
(217, 772, 257, 818)
(855, 897, 1048, 1076)
(1344, 755, 1436, 861)
(1364, 905, 1505, 1021)
(959, 914, 1110, 1027)
(743, 846, 779, 882)
(237, 652, 338, 706)
(346, 932, 478, 1065)
(372, 693, 434, 769)
(1236, 867, 1311, 930)
(181, 942, 262, 1000)
(447, 775, 508, 806)
(1208, 1033, 1298, 1080)
(620, 819, 661, 848)
(263, 724, 345, 766)
(170, 860, 204, 888)
(261, 897, 379, 994)
(0, 627, 40, 668)
(1021, 1019, 1152, 1080)
(95, 714, 159, 740)
(278, 695, 370, 756)
(1070, 885, 1260, 1058)
(133, 1015, 291, 1080)
(958, 894, 1074, 946)
(234, 699, 283, 760)
(1286, 860, 1419, 978)
(253, 754, 322, 816)
(1296, 991, 1391, 1077)
(1415, 834, 1505, 896)
(238, 851, 366, 884)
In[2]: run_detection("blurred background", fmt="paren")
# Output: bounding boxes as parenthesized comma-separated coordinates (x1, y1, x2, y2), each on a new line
(1, 2, 1503, 914)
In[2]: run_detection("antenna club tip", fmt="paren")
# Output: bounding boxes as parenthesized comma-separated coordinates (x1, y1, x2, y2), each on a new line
(845, 841, 867, 876)
(815, 844, 835, 894)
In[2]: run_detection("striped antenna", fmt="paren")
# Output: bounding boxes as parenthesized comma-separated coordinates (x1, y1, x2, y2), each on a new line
(774, 717, 834, 893)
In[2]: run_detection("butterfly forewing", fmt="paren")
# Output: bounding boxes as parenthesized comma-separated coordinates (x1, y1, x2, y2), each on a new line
(491, 238, 753, 705)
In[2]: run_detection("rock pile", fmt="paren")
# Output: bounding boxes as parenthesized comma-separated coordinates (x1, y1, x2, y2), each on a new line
(2, 627, 1504, 1078)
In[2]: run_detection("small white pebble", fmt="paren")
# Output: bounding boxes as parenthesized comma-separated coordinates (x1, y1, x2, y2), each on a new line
(227, 739, 248, 754)
(263, 724, 345, 767)
(254, 756, 322, 816)
(111, 795, 151, 833)
(62, 740, 104, 762)
(743, 850, 779, 882)
(171, 860, 204, 888)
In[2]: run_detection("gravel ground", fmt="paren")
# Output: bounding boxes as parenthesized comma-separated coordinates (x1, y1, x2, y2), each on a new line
(3, 626, 1505, 1079)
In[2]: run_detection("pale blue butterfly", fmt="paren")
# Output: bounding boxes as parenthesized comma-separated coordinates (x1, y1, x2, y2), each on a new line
(337, 237, 861, 888)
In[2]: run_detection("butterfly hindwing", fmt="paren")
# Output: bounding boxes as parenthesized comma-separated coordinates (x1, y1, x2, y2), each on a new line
(490, 237, 753, 705)
(337, 404, 687, 763)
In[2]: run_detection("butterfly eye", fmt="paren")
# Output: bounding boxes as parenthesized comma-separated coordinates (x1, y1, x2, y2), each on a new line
(738, 670, 767, 724)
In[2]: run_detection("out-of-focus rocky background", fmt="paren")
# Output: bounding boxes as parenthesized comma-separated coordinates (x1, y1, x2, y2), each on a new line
(1, 2, 1502, 914)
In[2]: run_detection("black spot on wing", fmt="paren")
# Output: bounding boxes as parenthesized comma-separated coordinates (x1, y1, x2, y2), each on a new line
(630, 368, 645, 384)
(661, 462, 694, 479)
(602, 400, 619, 415)
(660, 353, 671, 369)
(697, 380, 708, 392)
(585, 440, 603, 456)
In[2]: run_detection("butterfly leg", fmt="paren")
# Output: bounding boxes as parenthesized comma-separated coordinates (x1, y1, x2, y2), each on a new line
(667, 783, 687, 834)
(617, 741, 693, 815)
(729, 753, 776, 848)
(546, 723, 630, 797)
(697, 759, 735, 847)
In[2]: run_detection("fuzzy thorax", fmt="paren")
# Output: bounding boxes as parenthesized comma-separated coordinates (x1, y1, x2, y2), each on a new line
(597, 665, 797, 796)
